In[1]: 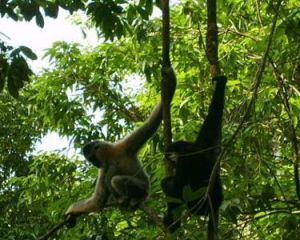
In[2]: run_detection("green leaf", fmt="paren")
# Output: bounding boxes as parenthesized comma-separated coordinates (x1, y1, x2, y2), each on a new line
(183, 185, 206, 202)
(10, 48, 21, 58)
(292, 115, 298, 128)
(7, 73, 19, 98)
(35, 11, 44, 28)
(44, 2, 59, 18)
(137, 7, 149, 20)
(182, 185, 192, 201)
(111, 3, 123, 14)
(19, 46, 38, 60)
(6, 8, 18, 21)
(19, 2, 39, 21)
(127, 5, 136, 24)
(7, 56, 32, 97)
(145, 0, 153, 15)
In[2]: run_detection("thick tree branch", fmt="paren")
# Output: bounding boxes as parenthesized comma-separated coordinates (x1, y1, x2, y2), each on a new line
(161, 0, 171, 68)
(160, 0, 175, 176)
(206, 0, 219, 78)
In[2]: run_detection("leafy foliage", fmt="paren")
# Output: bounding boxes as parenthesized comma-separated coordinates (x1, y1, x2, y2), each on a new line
(1, 154, 81, 239)
(0, 42, 37, 97)
(0, 0, 155, 96)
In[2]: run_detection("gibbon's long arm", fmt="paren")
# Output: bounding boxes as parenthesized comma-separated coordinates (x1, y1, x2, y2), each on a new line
(66, 169, 109, 216)
(122, 102, 163, 154)
(196, 76, 227, 146)
(123, 66, 176, 154)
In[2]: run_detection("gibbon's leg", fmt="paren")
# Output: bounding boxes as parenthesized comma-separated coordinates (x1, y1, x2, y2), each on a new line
(195, 76, 226, 239)
(161, 176, 176, 196)
(196, 76, 227, 147)
(161, 176, 182, 232)
(121, 66, 176, 154)
(208, 206, 219, 240)
(66, 169, 110, 216)
(111, 175, 149, 208)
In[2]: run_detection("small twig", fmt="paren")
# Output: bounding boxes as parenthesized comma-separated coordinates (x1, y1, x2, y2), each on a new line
(224, 28, 259, 42)
(255, 0, 263, 29)
(254, 209, 291, 221)
(38, 216, 72, 240)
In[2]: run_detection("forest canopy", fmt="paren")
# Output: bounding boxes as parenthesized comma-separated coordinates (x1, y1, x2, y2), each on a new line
(1, 0, 300, 239)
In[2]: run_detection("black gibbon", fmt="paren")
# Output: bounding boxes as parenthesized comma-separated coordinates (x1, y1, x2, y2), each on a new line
(161, 76, 227, 237)
(66, 67, 176, 220)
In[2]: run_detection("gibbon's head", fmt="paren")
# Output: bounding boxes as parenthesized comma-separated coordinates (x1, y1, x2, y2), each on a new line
(82, 141, 111, 168)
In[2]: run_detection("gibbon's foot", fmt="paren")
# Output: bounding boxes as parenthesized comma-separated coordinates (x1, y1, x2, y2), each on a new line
(66, 214, 77, 229)
(117, 196, 131, 209)
(117, 196, 141, 211)
(128, 198, 142, 210)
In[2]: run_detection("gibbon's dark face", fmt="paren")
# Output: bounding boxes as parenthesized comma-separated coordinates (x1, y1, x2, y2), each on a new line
(82, 141, 104, 168)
